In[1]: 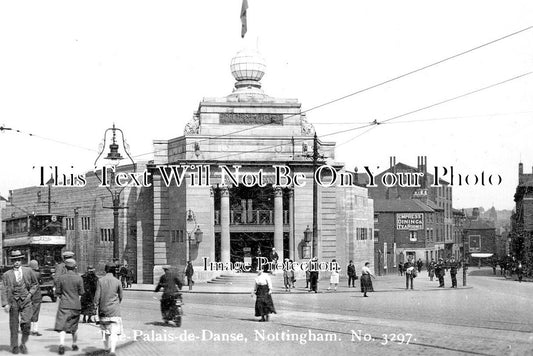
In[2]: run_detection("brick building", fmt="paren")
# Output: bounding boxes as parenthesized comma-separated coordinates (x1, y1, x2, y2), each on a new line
(367, 156, 453, 259)
(2, 48, 375, 283)
(373, 199, 436, 275)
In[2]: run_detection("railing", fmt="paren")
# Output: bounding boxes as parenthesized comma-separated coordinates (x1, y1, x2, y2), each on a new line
(214, 210, 289, 225)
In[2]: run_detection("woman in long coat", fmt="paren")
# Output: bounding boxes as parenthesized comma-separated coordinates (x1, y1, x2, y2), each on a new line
(252, 270, 276, 322)
(360, 262, 375, 297)
(80, 266, 98, 323)
(29, 260, 43, 336)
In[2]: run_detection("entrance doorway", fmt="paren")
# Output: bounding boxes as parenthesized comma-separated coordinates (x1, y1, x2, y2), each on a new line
(230, 232, 273, 271)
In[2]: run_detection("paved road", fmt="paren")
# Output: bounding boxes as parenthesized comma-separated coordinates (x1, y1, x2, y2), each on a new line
(1, 268, 532, 355)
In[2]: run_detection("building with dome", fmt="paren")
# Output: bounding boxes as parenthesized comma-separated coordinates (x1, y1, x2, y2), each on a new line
(2, 49, 374, 283)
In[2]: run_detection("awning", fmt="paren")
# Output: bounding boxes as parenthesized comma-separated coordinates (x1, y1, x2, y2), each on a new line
(470, 253, 493, 258)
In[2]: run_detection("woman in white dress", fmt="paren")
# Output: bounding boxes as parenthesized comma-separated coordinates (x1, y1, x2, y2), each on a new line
(327, 259, 340, 291)
(360, 262, 376, 297)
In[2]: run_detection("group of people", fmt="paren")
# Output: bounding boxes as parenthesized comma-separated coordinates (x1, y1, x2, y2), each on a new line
(1, 250, 124, 355)
(493, 258, 526, 282)
(402, 257, 462, 290)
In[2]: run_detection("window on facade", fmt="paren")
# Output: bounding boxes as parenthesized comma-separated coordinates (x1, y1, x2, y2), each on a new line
(356, 227, 368, 240)
(81, 217, 90, 231)
(374, 230, 379, 243)
(100, 228, 113, 243)
(409, 231, 417, 242)
(65, 218, 74, 230)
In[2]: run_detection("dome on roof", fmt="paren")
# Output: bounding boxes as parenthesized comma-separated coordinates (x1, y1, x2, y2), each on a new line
(230, 48, 266, 84)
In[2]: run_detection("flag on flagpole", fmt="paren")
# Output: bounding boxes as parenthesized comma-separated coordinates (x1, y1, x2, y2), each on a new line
(240, 0, 248, 38)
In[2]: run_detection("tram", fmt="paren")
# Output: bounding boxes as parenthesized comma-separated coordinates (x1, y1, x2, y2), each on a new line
(2, 213, 66, 267)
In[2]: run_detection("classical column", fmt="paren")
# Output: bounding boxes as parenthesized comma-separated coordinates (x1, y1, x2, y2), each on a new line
(220, 187, 230, 263)
(274, 187, 284, 263)
(210, 187, 216, 263)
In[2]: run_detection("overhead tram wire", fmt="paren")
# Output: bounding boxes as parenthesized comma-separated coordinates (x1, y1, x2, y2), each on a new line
(213, 71, 533, 161)
(320, 71, 533, 139)
(130, 25, 533, 160)
(0, 124, 97, 153)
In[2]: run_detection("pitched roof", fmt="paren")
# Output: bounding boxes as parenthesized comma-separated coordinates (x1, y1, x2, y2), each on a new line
(374, 199, 435, 213)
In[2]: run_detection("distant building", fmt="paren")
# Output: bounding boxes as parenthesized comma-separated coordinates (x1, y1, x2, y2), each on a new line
(510, 163, 533, 273)
(367, 156, 453, 260)
(373, 199, 436, 275)
(463, 208, 497, 263)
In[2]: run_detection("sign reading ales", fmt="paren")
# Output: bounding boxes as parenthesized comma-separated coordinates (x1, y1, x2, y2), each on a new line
(396, 213, 424, 230)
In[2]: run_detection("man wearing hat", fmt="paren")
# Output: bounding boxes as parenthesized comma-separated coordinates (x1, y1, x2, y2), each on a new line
(54, 258, 84, 355)
(54, 251, 75, 282)
(435, 258, 446, 288)
(94, 262, 123, 356)
(1, 250, 39, 354)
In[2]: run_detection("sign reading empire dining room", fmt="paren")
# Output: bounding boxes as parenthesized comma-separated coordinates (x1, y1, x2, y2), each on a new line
(396, 213, 424, 230)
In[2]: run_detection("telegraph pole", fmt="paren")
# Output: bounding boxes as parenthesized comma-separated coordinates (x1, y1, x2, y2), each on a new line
(312, 133, 319, 258)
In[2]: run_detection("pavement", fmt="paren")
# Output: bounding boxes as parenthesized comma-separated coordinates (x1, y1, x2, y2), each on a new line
(125, 270, 476, 294)
(0, 269, 519, 355)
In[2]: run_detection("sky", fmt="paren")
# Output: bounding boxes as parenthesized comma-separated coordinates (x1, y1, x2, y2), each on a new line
(0, 0, 532, 211)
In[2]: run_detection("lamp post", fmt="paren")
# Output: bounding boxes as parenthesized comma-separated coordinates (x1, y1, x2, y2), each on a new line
(94, 124, 135, 261)
(461, 216, 469, 287)
(185, 209, 203, 263)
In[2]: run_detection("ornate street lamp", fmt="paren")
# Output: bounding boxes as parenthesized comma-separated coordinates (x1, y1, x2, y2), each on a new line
(94, 124, 135, 261)
(186, 209, 203, 262)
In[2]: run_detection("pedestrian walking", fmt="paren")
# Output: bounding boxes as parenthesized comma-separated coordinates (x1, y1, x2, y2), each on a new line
(448, 257, 460, 288)
(29, 260, 43, 336)
(269, 248, 279, 271)
(398, 262, 404, 276)
(289, 259, 296, 288)
(428, 259, 436, 281)
(119, 264, 129, 289)
(185, 261, 195, 291)
(1, 250, 39, 355)
(251, 270, 276, 322)
(94, 262, 124, 356)
(416, 258, 423, 273)
(282, 259, 293, 292)
(516, 261, 523, 282)
(54, 251, 75, 282)
(435, 258, 446, 287)
(54, 258, 84, 355)
(347, 260, 357, 287)
(360, 262, 375, 297)
(305, 269, 310, 289)
(127, 267, 134, 288)
(327, 259, 340, 291)
(81, 266, 98, 323)
(309, 257, 319, 293)
(404, 259, 416, 290)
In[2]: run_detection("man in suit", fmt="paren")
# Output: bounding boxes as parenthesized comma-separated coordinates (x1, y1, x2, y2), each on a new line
(435, 258, 446, 288)
(448, 257, 460, 288)
(54, 258, 84, 355)
(347, 260, 357, 287)
(1, 250, 39, 355)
